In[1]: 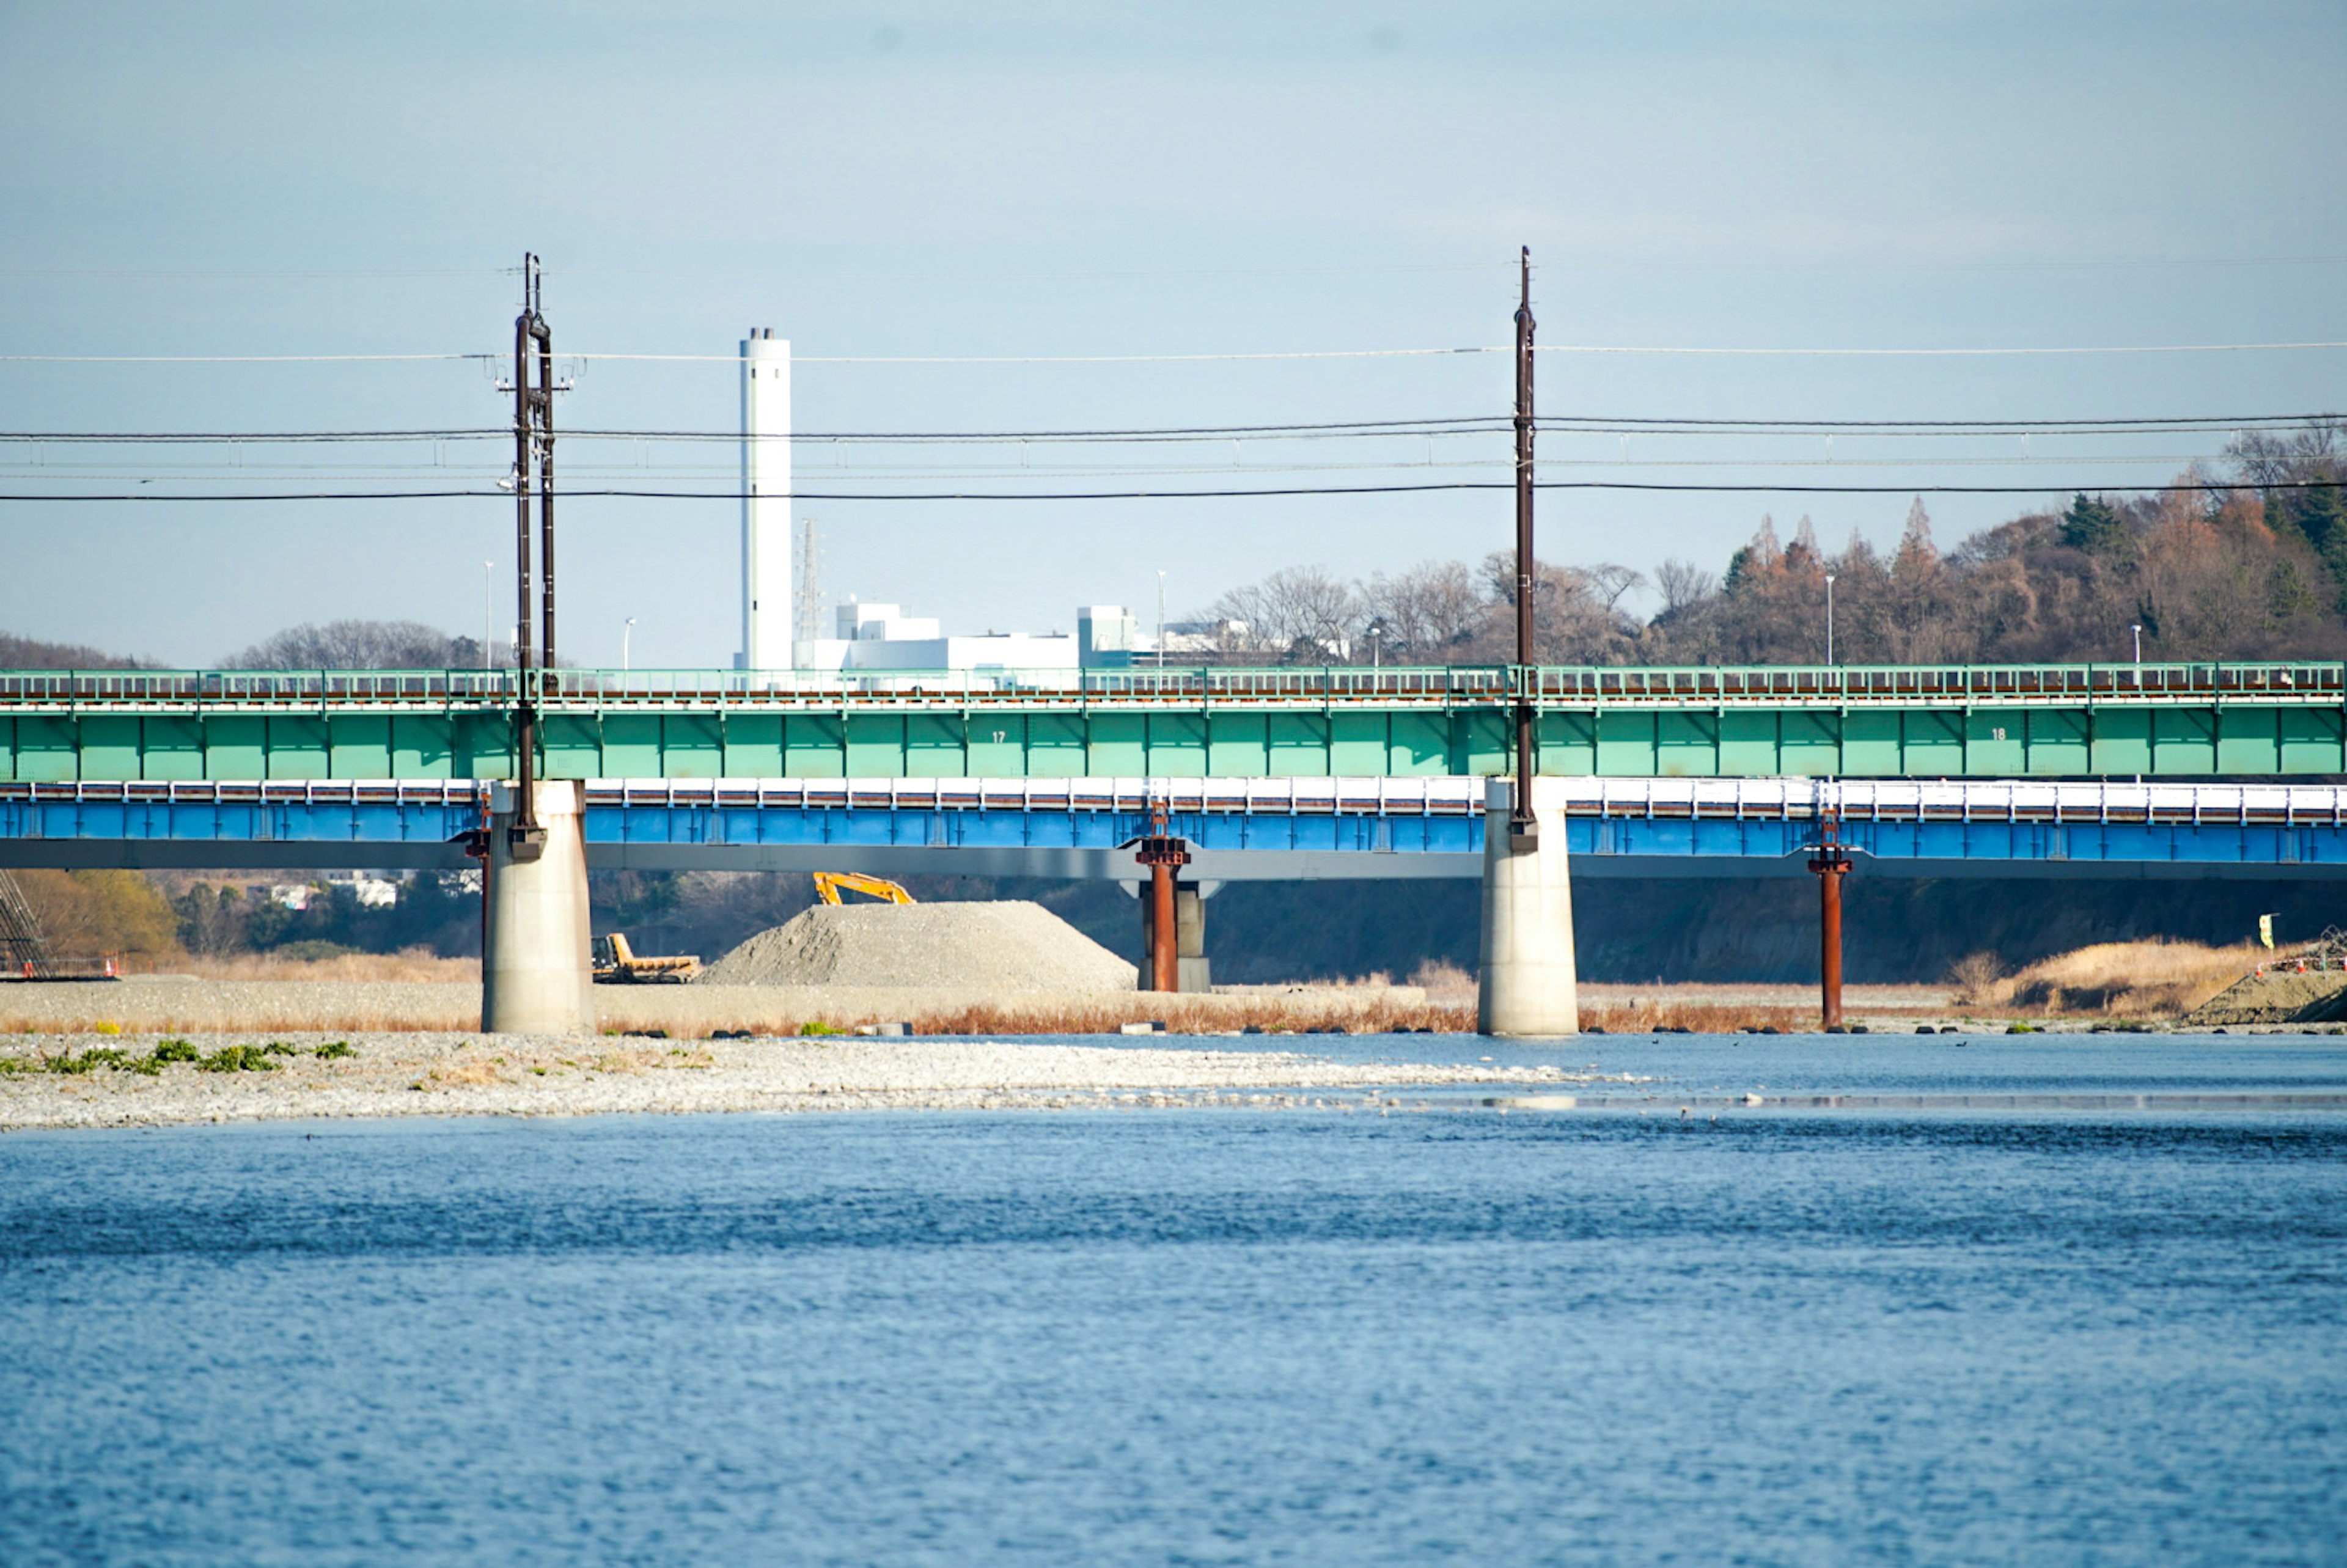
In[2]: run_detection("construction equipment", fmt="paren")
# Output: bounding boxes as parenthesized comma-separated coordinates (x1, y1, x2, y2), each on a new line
(591, 932, 700, 984)
(813, 872, 916, 907)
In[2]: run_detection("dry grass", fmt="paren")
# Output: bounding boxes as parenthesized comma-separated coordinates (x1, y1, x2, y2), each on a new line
(1990, 939, 2261, 1019)
(1946, 951, 2007, 1009)
(908, 993, 1478, 1036)
(1407, 959, 1476, 998)
(162, 949, 480, 984)
(0, 984, 480, 1036)
(1582, 1000, 1817, 1035)
(428, 1060, 507, 1086)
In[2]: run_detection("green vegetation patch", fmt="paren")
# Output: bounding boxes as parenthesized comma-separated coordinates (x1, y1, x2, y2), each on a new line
(197, 1045, 280, 1073)
(0, 1037, 359, 1077)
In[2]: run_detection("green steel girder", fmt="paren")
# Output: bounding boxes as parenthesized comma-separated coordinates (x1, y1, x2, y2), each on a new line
(9, 698, 2347, 782)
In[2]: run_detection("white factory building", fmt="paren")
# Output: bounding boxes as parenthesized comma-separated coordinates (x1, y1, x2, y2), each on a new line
(737, 329, 1189, 673)
(796, 602, 1155, 672)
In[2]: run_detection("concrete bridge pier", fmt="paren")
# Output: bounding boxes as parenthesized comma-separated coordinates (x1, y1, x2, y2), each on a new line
(1477, 776, 1580, 1037)
(482, 779, 595, 1036)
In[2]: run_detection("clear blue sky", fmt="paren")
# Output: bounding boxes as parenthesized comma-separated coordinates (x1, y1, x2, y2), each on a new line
(4, 1, 2344, 666)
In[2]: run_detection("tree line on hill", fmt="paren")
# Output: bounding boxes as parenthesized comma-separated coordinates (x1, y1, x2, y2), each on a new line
(1202, 421, 2347, 667)
(0, 620, 509, 672)
(2, 867, 485, 969)
(10, 424, 2344, 675)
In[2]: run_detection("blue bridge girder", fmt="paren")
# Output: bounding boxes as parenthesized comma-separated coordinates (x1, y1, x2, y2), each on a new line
(8, 777, 2347, 881)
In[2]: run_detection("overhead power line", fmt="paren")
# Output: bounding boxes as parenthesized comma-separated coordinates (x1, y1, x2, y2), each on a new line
(7, 255, 2343, 285)
(7, 340, 2347, 366)
(0, 353, 491, 364)
(1, 410, 2337, 444)
(1, 478, 2337, 504)
(1543, 411, 2346, 433)
(0, 455, 2263, 485)
(0, 268, 518, 280)
(551, 340, 2347, 364)
(0, 416, 1510, 444)
(1539, 341, 2347, 358)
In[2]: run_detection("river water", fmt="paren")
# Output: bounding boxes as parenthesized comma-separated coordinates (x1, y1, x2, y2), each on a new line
(2, 1035, 2343, 1564)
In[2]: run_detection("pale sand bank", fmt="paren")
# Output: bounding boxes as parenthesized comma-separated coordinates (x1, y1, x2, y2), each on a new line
(0, 978, 1969, 1038)
(0, 980, 1443, 1036)
(0, 1032, 1612, 1131)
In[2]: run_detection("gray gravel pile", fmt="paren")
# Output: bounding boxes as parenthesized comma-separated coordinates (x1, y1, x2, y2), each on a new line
(700, 901, 1137, 991)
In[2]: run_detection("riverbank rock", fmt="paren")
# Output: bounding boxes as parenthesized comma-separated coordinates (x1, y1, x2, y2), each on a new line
(2184, 967, 2347, 1027)
(699, 901, 1138, 992)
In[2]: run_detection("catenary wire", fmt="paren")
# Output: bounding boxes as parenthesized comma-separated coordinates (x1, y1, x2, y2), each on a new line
(8, 339, 2347, 365)
(1, 479, 2340, 503)
(1, 411, 2338, 444)
(0, 456, 2280, 483)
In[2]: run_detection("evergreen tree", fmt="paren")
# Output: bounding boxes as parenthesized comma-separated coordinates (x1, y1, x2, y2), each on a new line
(2060, 493, 2128, 555)
(2267, 558, 2319, 626)
(1722, 517, 1781, 595)
(2288, 485, 2347, 607)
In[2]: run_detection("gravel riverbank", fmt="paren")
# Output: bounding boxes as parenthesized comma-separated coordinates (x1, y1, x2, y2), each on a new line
(0, 1031, 1608, 1131)
(0, 979, 1448, 1036)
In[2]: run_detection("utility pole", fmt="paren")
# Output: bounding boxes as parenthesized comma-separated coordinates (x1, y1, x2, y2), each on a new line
(507, 254, 558, 859)
(1510, 246, 1538, 851)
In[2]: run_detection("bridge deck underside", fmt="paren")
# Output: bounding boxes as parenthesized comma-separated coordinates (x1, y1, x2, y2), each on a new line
(9, 778, 2347, 879)
(10, 703, 2347, 783)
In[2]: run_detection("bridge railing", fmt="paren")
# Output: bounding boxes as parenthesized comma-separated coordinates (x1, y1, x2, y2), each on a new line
(1533, 662, 2347, 700)
(0, 668, 525, 706)
(17, 774, 2347, 829)
(4, 661, 2343, 709)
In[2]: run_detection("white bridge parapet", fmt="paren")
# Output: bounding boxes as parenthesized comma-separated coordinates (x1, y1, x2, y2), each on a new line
(1565, 776, 2347, 826)
(14, 775, 2347, 828)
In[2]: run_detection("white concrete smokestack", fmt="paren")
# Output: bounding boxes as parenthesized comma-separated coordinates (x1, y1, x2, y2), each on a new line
(740, 329, 792, 670)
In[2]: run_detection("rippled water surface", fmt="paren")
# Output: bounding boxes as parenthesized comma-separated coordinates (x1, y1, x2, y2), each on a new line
(4, 1037, 2344, 1565)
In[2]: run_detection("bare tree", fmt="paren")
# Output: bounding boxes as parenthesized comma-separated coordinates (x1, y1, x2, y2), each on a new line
(1207, 567, 1361, 661)
(1578, 562, 1648, 616)
(1653, 559, 1718, 619)
(1360, 559, 1485, 662)
(223, 620, 505, 670)
(0, 632, 150, 669)
(1472, 552, 1644, 664)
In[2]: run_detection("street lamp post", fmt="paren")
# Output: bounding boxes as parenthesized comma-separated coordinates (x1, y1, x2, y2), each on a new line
(2132, 623, 2143, 664)
(1824, 573, 1837, 665)
(623, 617, 636, 673)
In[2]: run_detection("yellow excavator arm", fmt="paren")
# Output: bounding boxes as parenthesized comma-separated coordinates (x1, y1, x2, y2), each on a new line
(592, 931, 701, 983)
(813, 871, 916, 906)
